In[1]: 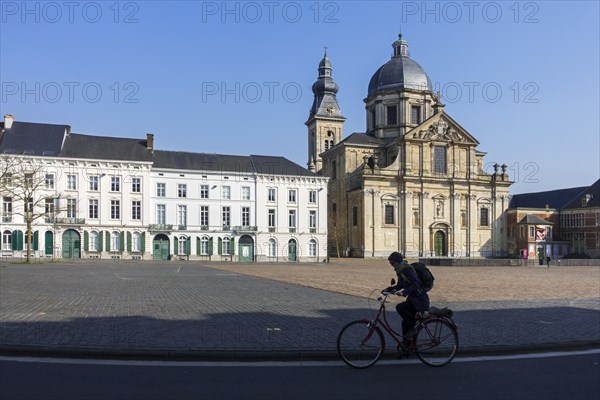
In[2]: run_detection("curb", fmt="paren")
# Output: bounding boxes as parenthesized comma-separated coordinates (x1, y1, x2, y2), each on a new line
(2, 340, 599, 362)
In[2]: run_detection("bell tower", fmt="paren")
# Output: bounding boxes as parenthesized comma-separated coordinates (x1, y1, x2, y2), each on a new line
(305, 51, 345, 174)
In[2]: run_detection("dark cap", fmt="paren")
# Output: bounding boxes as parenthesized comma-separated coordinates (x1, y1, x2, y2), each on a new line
(388, 252, 403, 263)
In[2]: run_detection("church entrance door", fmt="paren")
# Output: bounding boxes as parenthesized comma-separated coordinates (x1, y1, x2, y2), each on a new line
(434, 230, 447, 256)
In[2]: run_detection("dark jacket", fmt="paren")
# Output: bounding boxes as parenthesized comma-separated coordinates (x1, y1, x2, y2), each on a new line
(391, 261, 430, 312)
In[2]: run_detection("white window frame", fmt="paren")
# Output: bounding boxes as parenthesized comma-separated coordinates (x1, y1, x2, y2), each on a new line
(45, 174, 55, 189)
(132, 201, 141, 220)
(156, 183, 166, 197)
(111, 231, 120, 252)
(111, 200, 121, 219)
(268, 239, 277, 257)
(156, 204, 166, 224)
(200, 184, 209, 199)
(89, 199, 99, 219)
(178, 205, 187, 227)
(288, 209, 297, 228)
(67, 198, 77, 218)
(200, 206, 209, 226)
(67, 174, 77, 190)
(288, 189, 297, 203)
(242, 186, 250, 200)
(89, 175, 99, 191)
(222, 186, 231, 200)
(111, 176, 121, 192)
(309, 239, 317, 257)
(132, 232, 141, 252)
(89, 231, 98, 252)
(178, 184, 187, 198)
(132, 177, 141, 193)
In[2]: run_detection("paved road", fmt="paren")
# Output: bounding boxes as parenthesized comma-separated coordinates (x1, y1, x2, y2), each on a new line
(1, 262, 599, 359)
(2, 351, 599, 400)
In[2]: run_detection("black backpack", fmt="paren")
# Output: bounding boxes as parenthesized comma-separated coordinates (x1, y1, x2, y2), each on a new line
(409, 262, 435, 292)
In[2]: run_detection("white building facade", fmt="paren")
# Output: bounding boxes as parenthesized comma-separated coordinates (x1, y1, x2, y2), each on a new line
(0, 115, 328, 262)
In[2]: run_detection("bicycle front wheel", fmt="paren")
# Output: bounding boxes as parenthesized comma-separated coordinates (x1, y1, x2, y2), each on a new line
(337, 320, 384, 369)
(415, 318, 458, 367)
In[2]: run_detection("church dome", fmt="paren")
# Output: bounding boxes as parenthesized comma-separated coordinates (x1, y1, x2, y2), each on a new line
(368, 35, 433, 96)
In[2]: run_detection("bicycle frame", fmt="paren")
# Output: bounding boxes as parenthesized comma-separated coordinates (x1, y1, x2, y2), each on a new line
(367, 292, 458, 353)
(365, 292, 404, 351)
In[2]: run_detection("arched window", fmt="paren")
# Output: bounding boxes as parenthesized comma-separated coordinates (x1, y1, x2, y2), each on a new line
(201, 236, 209, 255)
(309, 239, 317, 257)
(178, 236, 187, 254)
(89, 231, 98, 251)
(268, 239, 277, 257)
(2, 230, 11, 250)
(132, 232, 141, 252)
(111, 231, 120, 251)
(223, 236, 231, 255)
(324, 140, 329, 151)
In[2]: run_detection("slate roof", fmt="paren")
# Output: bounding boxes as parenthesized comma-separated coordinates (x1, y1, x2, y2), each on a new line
(0, 121, 68, 156)
(562, 179, 600, 209)
(61, 133, 154, 162)
(250, 155, 316, 177)
(153, 152, 316, 177)
(518, 214, 553, 225)
(509, 186, 588, 209)
(339, 132, 385, 147)
(0, 119, 317, 177)
(153, 151, 255, 173)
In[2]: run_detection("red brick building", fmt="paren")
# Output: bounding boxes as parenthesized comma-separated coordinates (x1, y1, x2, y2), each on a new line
(506, 179, 599, 261)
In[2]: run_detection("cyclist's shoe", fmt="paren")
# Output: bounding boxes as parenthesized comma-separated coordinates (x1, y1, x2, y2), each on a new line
(403, 327, 418, 340)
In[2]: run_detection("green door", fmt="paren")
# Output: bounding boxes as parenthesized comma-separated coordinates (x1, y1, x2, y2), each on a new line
(62, 229, 80, 259)
(153, 235, 170, 260)
(45, 231, 53, 255)
(434, 231, 447, 256)
(238, 235, 254, 262)
(288, 239, 297, 262)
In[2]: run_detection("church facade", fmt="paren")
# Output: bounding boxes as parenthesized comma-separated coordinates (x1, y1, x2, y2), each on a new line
(307, 35, 512, 259)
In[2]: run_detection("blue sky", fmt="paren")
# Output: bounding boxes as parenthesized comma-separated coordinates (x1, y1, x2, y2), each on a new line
(1, 0, 598, 194)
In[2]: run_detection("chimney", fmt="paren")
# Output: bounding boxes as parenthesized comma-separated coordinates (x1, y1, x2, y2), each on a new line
(146, 133, 154, 150)
(4, 114, 14, 129)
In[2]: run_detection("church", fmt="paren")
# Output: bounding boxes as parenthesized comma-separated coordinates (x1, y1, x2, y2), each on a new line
(306, 35, 512, 259)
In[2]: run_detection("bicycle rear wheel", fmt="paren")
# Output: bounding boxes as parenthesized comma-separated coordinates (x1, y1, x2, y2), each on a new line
(337, 320, 384, 369)
(415, 318, 458, 367)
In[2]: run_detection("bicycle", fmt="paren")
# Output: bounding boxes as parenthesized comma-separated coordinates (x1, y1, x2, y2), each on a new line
(337, 283, 459, 368)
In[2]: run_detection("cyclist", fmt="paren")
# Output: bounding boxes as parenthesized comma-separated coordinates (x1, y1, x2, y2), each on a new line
(382, 251, 430, 344)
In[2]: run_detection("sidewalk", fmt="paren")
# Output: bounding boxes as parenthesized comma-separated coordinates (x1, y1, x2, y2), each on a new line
(1, 260, 599, 361)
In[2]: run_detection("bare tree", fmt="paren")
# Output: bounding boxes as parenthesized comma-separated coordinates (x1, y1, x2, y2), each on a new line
(0, 155, 51, 263)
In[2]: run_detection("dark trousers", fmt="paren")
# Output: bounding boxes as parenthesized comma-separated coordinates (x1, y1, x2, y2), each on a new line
(396, 300, 416, 337)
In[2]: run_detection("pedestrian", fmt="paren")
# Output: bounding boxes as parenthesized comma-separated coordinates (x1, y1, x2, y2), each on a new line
(382, 252, 430, 345)
(546, 255, 551, 267)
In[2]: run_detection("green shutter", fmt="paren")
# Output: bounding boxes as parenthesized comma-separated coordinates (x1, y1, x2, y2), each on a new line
(186, 237, 191, 255)
(98, 231, 103, 251)
(16, 231, 24, 250)
(141, 233, 145, 252)
(196, 237, 200, 255)
(33, 231, 39, 251)
(218, 237, 222, 255)
(208, 237, 213, 255)
(127, 232, 132, 252)
(119, 232, 125, 252)
(174, 237, 179, 254)
(12, 231, 18, 250)
(230, 238, 235, 255)
(84, 231, 89, 251)
(105, 231, 110, 251)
